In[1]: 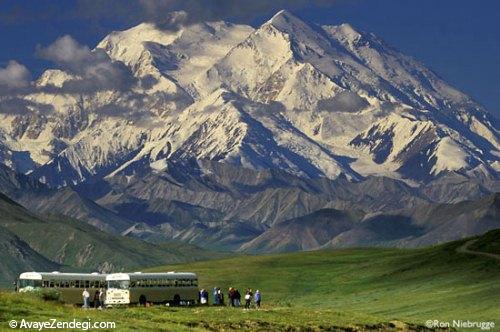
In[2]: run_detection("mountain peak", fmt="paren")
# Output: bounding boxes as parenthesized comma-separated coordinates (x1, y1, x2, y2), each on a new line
(337, 23, 361, 39)
(270, 9, 297, 20)
(266, 9, 307, 29)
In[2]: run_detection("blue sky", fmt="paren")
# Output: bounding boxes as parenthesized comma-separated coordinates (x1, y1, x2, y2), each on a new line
(0, 0, 499, 115)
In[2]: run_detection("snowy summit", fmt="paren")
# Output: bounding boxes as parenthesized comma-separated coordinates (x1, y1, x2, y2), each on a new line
(0, 10, 498, 187)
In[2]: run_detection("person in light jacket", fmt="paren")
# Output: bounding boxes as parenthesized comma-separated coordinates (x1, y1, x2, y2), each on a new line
(82, 288, 90, 309)
(213, 287, 219, 305)
(244, 289, 252, 309)
(254, 290, 261, 308)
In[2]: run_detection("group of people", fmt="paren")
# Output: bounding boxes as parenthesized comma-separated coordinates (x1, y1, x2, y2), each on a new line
(82, 288, 104, 309)
(200, 287, 261, 309)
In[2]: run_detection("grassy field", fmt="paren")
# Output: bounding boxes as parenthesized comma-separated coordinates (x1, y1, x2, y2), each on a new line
(1, 233, 499, 331)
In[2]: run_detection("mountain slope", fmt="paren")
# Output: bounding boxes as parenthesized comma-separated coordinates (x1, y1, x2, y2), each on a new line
(239, 208, 363, 253)
(21, 187, 135, 233)
(0, 223, 60, 286)
(240, 193, 500, 253)
(0, 193, 221, 284)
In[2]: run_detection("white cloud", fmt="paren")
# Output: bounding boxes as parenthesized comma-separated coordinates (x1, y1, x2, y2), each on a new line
(0, 61, 32, 91)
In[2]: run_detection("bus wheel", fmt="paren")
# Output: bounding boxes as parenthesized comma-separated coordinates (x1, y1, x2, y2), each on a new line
(173, 294, 181, 306)
(139, 294, 147, 306)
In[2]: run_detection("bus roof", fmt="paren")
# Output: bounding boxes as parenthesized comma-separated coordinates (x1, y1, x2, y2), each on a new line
(19, 272, 107, 281)
(106, 272, 197, 281)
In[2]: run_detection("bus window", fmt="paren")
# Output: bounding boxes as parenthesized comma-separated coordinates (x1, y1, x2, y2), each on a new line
(19, 279, 42, 288)
(84, 281, 90, 288)
(108, 280, 129, 290)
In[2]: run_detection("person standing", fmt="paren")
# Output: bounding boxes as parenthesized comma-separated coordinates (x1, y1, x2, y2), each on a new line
(98, 288, 105, 309)
(203, 289, 209, 305)
(93, 290, 100, 308)
(234, 289, 241, 307)
(213, 287, 219, 305)
(254, 290, 261, 308)
(228, 287, 235, 307)
(217, 288, 224, 305)
(200, 289, 208, 305)
(82, 288, 90, 309)
(244, 289, 252, 309)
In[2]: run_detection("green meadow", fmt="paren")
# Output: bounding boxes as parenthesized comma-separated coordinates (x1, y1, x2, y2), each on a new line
(1, 231, 499, 331)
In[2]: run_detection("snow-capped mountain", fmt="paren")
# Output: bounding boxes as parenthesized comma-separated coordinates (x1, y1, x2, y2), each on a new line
(0, 10, 498, 187)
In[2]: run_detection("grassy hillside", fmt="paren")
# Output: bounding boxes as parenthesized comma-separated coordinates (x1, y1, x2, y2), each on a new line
(0, 290, 405, 331)
(468, 229, 500, 255)
(0, 193, 223, 286)
(148, 235, 500, 324)
(0, 225, 60, 285)
(1, 231, 498, 331)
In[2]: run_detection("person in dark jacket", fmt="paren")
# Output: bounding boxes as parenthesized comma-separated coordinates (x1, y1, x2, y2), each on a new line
(228, 287, 235, 307)
(234, 289, 241, 307)
(217, 288, 224, 305)
(98, 288, 105, 309)
(199, 289, 209, 305)
(203, 289, 209, 304)
(93, 290, 100, 308)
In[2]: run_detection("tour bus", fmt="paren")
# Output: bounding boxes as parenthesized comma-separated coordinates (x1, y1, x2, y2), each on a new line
(105, 272, 198, 306)
(17, 272, 106, 304)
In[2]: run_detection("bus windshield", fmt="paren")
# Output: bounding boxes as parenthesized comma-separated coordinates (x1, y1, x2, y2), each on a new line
(19, 279, 42, 288)
(108, 280, 129, 289)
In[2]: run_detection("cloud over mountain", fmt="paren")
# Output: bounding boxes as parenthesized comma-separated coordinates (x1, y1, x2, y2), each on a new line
(36, 35, 137, 93)
(0, 61, 32, 95)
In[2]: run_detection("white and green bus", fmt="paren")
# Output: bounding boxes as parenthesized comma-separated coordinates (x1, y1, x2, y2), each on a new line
(17, 272, 106, 304)
(105, 272, 198, 306)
